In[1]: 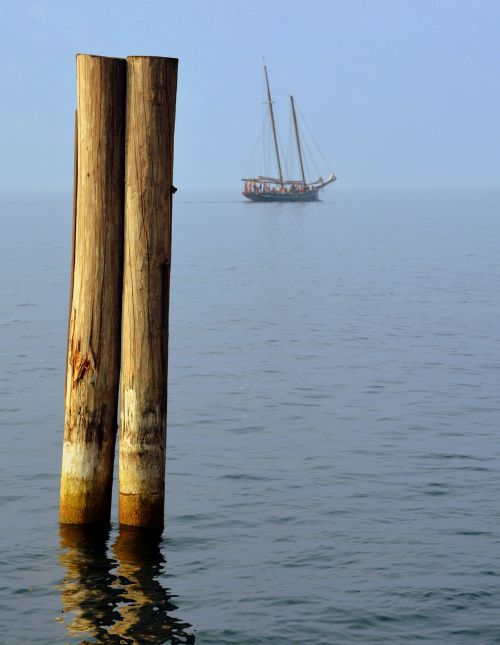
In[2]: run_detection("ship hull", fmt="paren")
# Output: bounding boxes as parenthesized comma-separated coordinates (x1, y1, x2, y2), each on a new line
(243, 190, 319, 203)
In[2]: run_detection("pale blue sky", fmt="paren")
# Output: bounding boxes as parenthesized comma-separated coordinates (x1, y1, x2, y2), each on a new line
(1, 0, 499, 191)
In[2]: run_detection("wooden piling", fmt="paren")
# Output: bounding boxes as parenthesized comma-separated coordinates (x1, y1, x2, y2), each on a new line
(119, 56, 178, 528)
(60, 54, 126, 524)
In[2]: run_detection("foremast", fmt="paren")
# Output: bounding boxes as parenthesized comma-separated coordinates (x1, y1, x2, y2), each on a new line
(264, 65, 284, 186)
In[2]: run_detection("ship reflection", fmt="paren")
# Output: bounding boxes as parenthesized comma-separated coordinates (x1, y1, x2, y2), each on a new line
(58, 525, 195, 644)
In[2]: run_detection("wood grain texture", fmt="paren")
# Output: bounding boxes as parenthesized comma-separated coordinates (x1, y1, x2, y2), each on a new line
(60, 54, 126, 524)
(119, 56, 178, 528)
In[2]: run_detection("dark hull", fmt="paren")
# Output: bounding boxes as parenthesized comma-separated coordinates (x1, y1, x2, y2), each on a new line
(243, 190, 319, 203)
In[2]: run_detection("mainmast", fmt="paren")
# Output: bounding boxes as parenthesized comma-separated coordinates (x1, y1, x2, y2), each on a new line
(290, 95, 306, 184)
(264, 65, 284, 185)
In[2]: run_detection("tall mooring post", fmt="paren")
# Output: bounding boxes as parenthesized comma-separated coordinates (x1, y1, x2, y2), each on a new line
(60, 54, 126, 524)
(119, 56, 178, 528)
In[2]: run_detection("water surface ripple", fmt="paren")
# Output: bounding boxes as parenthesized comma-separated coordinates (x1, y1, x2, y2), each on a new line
(0, 189, 499, 643)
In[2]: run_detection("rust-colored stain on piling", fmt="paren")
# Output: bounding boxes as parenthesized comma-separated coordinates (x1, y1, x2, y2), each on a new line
(69, 341, 96, 385)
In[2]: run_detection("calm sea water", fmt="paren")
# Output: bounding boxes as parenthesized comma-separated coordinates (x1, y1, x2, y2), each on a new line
(0, 189, 499, 644)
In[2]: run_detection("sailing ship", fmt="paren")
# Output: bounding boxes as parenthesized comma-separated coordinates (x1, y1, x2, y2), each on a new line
(242, 66, 336, 202)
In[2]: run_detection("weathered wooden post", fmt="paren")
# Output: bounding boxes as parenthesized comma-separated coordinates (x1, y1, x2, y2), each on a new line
(60, 54, 126, 524)
(119, 56, 178, 528)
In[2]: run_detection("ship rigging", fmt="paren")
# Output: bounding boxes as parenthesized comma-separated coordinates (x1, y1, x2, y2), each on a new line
(242, 65, 336, 202)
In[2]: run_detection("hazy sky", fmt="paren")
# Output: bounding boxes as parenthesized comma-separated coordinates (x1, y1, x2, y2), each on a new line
(1, 0, 499, 191)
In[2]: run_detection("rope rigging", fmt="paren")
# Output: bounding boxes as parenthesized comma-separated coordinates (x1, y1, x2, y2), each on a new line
(296, 103, 333, 174)
(253, 95, 328, 183)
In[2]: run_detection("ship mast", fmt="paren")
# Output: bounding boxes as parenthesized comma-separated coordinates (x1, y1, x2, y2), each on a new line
(290, 95, 306, 184)
(264, 65, 284, 186)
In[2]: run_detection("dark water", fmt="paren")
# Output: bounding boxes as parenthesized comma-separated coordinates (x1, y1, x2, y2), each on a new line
(1, 189, 499, 644)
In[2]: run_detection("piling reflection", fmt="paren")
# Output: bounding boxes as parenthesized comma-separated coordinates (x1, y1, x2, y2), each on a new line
(58, 525, 195, 644)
